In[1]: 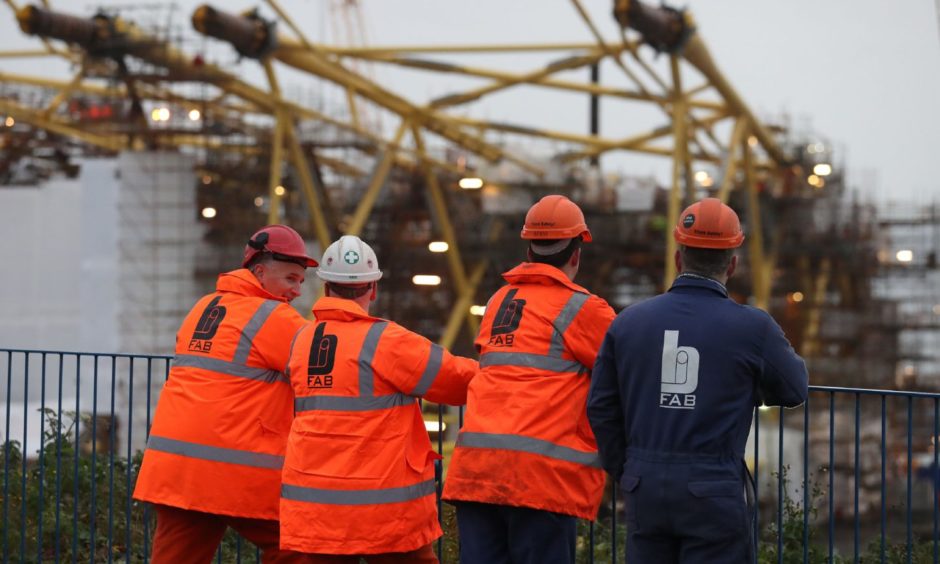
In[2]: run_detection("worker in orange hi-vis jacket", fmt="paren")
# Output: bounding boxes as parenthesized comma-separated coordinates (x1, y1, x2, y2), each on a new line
(442, 195, 617, 564)
(134, 225, 317, 564)
(280, 235, 477, 564)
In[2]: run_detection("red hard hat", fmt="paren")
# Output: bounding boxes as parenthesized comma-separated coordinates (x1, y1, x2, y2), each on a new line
(242, 225, 319, 268)
(673, 198, 745, 249)
(520, 195, 592, 242)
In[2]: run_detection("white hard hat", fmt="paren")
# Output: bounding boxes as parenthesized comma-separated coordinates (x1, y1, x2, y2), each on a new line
(316, 235, 383, 283)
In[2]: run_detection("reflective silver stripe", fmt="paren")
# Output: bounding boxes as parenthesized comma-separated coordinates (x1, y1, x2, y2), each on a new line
(285, 326, 304, 378)
(479, 352, 585, 374)
(281, 478, 435, 506)
(457, 431, 601, 468)
(146, 435, 284, 469)
(173, 354, 286, 383)
(358, 321, 388, 396)
(548, 292, 588, 357)
(295, 393, 414, 412)
(410, 343, 443, 396)
(234, 300, 280, 364)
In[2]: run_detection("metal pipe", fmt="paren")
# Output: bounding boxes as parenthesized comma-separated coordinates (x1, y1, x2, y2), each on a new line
(15, 5, 100, 47)
(192, 4, 276, 58)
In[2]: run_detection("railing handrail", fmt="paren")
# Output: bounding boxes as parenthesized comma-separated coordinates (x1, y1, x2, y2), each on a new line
(3, 350, 939, 399)
(0, 348, 173, 361)
(809, 384, 940, 399)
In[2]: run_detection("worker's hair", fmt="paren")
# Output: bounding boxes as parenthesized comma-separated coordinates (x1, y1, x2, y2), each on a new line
(245, 252, 275, 271)
(325, 282, 373, 299)
(680, 246, 735, 278)
(527, 237, 582, 268)
(246, 251, 306, 271)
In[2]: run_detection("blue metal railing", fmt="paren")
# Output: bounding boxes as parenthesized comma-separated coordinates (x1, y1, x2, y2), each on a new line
(2, 348, 939, 563)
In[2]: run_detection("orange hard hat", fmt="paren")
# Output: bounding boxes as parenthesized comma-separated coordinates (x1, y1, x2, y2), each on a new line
(520, 195, 592, 242)
(673, 198, 745, 249)
(242, 224, 319, 268)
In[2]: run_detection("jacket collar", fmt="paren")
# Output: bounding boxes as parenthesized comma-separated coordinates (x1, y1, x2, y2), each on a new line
(502, 262, 589, 294)
(668, 273, 729, 298)
(216, 269, 287, 302)
(310, 296, 378, 321)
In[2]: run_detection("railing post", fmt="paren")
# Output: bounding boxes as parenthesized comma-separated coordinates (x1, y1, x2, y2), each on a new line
(828, 392, 835, 563)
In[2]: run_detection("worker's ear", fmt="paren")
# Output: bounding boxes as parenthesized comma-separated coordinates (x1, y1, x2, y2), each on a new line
(370, 282, 377, 302)
(727, 254, 738, 280)
(569, 247, 581, 268)
(674, 249, 682, 274)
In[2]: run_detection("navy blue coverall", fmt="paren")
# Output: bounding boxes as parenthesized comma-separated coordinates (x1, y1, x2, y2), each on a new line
(587, 275, 808, 563)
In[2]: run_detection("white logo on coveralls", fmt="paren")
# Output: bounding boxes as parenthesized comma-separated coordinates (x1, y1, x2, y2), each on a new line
(660, 330, 699, 409)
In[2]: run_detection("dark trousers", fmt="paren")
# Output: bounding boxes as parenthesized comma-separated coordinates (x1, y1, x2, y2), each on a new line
(622, 454, 753, 563)
(455, 501, 576, 564)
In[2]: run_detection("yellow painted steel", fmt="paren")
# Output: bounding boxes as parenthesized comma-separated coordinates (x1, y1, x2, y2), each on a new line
(801, 258, 831, 357)
(429, 51, 608, 109)
(717, 117, 748, 203)
(41, 66, 85, 117)
(682, 35, 787, 167)
(263, 59, 286, 225)
(284, 123, 332, 250)
(0, 98, 124, 151)
(345, 52, 724, 111)
(439, 261, 488, 350)
(260, 0, 530, 171)
(345, 119, 409, 237)
(664, 54, 686, 290)
(412, 126, 480, 339)
(743, 140, 769, 310)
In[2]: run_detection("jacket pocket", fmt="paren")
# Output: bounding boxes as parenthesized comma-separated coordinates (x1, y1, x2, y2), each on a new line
(620, 474, 640, 492)
(620, 474, 640, 527)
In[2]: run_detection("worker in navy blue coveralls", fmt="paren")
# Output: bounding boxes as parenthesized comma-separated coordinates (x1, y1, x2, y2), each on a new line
(587, 198, 808, 563)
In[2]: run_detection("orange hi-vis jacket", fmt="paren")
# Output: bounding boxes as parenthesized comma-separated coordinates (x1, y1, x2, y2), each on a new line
(133, 269, 306, 520)
(280, 297, 477, 555)
(442, 262, 616, 519)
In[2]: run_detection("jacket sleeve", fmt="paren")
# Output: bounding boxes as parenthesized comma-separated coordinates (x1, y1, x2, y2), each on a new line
(757, 313, 809, 408)
(565, 294, 617, 369)
(587, 329, 627, 481)
(384, 323, 477, 406)
(253, 304, 308, 373)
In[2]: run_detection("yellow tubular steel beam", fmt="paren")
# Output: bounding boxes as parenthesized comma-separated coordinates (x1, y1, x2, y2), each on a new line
(263, 59, 286, 224)
(284, 124, 332, 250)
(344, 86, 360, 129)
(717, 117, 747, 203)
(428, 51, 611, 109)
(564, 109, 730, 163)
(41, 65, 85, 117)
(682, 34, 788, 167)
(439, 260, 488, 350)
(305, 42, 608, 56)
(412, 126, 479, 337)
(266, 111, 285, 224)
(345, 119, 409, 237)
(742, 140, 768, 310)
(0, 49, 56, 57)
(256, 1, 541, 174)
(569, 0, 717, 159)
(801, 258, 831, 358)
(665, 55, 686, 289)
(447, 115, 615, 149)
(346, 53, 724, 111)
(0, 98, 125, 151)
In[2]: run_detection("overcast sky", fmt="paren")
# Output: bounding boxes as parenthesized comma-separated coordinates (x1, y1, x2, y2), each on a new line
(1, 0, 938, 205)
